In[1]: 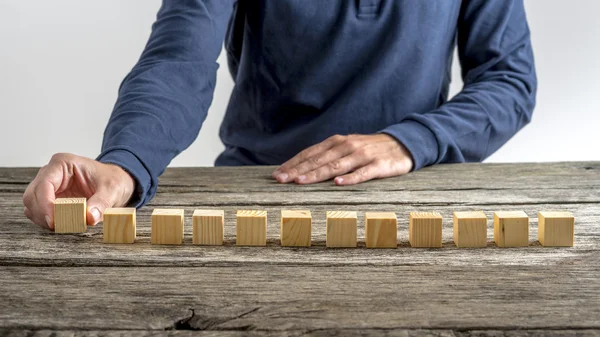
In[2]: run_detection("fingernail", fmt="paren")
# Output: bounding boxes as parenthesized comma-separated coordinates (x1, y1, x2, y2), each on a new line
(90, 207, 101, 224)
(45, 215, 52, 229)
(297, 175, 306, 182)
(276, 173, 288, 182)
(335, 177, 344, 185)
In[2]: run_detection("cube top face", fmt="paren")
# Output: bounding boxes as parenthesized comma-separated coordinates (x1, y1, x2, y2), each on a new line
(54, 198, 87, 233)
(281, 210, 311, 218)
(365, 212, 397, 220)
(55, 198, 86, 205)
(410, 212, 442, 220)
(454, 211, 487, 220)
(237, 210, 267, 218)
(494, 211, 528, 219)
(104, 208, 136, 216)
(326, 211, 357, 219)
(193, 209, 224, 217)
(539, 211, 574, 219)
(153, 209, 185, 217)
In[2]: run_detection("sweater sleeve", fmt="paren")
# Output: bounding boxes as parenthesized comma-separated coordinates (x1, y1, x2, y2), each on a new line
(97, 0, 235, 207)
(381, 0, 537, 171)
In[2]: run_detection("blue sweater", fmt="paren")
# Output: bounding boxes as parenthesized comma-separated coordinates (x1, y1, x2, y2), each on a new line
(98, 0, 537, 207)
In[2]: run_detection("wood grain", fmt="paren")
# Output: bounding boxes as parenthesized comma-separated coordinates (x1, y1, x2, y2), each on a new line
(54, 198, 86, 233)
(409, 212, 443, 248)
(364, 212, 397, 248)
(151, 209, 185, 245)
(1, 330, 599, 337)
(192, 210, 224, 246)
(453, 211, 487, 248)
(538, 211, 575, 247)
(1, 163, 600, 334)
(280, 210, 312, 247)
(103, 207, 136, 244)
(494, 211, 529, 247)
(0, 265, 599, 331)
(236, 210, 267, 246)
(326, 211, 357, 248)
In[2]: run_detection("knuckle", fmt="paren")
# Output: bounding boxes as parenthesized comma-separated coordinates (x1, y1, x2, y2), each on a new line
(50, 153, 70, 163)
(296, 151, 308, 161)
(287, 167, 299, 177)
(372, 158, 385, 167)
(328, 160, 343, 172)
(356, 147, 371, 158)
(94, 195, 113, 209)
(355, 167, 370, 177)
(308, 156, 322, 167)
(103, 176, 121, 190)
(307, 171, 319, 181)
(329, 134, 344, 143)
(344, 139, 360, 152)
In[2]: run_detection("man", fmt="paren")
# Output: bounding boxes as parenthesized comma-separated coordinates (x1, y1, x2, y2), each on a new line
(23, 0, 537, 229)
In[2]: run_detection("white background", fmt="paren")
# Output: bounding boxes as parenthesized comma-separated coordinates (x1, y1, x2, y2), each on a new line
(1, 0, 598, 167)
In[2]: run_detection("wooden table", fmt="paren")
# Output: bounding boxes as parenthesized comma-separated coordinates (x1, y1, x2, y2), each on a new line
(1, 163, 599, 336)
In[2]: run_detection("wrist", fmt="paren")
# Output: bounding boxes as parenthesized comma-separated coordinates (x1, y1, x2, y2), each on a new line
(105, 163, 136, 207)
(377, 133, 415, 172)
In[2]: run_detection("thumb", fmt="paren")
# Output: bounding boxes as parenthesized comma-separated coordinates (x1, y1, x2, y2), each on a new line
(86, 188, 117, 226)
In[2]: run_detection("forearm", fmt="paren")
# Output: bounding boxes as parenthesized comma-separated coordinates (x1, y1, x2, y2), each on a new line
(98, 0, 235, 206)
(382, 0, 537, 170)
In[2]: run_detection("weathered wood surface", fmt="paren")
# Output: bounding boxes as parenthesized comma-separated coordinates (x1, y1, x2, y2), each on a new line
(2, 330, 600, 337)
(0, 163, 599, 335)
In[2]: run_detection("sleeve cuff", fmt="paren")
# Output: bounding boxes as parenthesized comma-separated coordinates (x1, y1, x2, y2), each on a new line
(96, 149, 152, 208)
(380, 119, 440, 171)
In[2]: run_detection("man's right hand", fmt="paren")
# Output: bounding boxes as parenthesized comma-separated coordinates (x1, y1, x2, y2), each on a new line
(22, 153, 136, 230)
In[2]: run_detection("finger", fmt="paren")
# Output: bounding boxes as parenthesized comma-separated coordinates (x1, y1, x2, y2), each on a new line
(281, 143, 355, 183)
(334, 163, 381, 186)
(33, 180, 58, 229)
(26, 162, 66, 229)
(24, 201, 50, 230)
(86, 186, 118, 226)
(273, 135, 344, 179)
(296, 153, 369, 185)
(23, 207, 35, 225)
(22, 165, 47, 210)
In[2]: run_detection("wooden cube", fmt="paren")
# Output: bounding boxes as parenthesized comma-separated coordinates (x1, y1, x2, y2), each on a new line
(494, 211, 529, 247)
(538, 211, 575, 247)
(280, 210, 312, 247)
(409, 212, 442, 248)
(236, 210, 267, 246)
(365, 212, 397, 248)
(453, 211, 488, 248)
(151, 209, 184, 245)
(192, 210, 224, 245)
(54, 198, 87, 233)
(103, 208, 136, 244)
(326, 211, 357, 248)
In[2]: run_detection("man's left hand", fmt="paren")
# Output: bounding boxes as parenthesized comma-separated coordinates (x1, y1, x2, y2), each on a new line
(272, 134, 414, 185)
